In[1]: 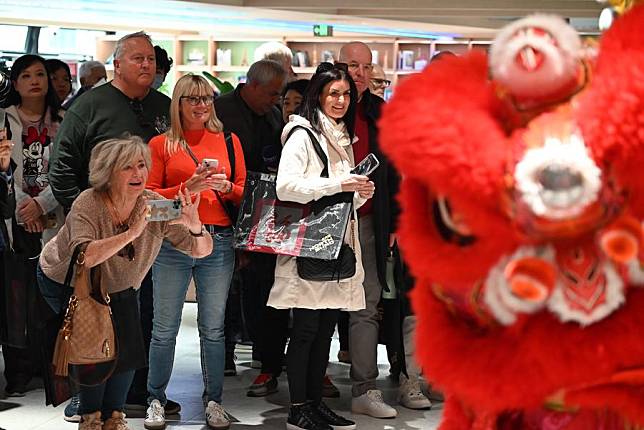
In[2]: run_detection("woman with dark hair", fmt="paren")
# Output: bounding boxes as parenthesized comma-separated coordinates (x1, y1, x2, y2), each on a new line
(45, 59, 73, 104)
(152, 46, 174, 90)
(3, 54, 64, 397)
(267, 63, 374, 430)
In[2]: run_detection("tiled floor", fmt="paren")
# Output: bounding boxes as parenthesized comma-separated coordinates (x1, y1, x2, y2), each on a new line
(0, 304, 442, 429)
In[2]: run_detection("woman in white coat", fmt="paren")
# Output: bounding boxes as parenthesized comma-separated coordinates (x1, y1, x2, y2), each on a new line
(268, 63, 375, 430)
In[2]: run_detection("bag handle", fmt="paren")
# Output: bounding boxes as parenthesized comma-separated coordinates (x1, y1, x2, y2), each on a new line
(286, 126, 329, 178)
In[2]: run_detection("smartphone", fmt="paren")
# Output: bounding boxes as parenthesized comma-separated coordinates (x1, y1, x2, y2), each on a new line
(146, 199, 182, 222)
(0, 108, 6, 134)
(202, 158, 219, 170)
(351, 153, 380, 176)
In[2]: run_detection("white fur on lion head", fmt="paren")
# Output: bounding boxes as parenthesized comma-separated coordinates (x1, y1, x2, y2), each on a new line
(490, 14, 582, 100)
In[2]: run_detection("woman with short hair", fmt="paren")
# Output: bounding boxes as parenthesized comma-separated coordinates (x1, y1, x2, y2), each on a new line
(145, 74, 246, 430)
(38, 136, 212, 430)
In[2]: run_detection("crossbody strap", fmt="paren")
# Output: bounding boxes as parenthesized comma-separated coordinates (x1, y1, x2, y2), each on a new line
(286, 126, 329, 178)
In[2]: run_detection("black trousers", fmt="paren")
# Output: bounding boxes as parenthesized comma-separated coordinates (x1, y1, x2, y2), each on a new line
(126, 270, 153, 403)
(258, 306, 289, 376)
(287, 308, 339, 404)
(239, 252, 279, 364)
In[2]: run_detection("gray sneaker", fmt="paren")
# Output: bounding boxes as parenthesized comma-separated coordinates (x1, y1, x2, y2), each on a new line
(351, 389, 398, 418)
(398, 375, 432, 410)
(205, 401, 231, 429)
(144, 399, 166, 429)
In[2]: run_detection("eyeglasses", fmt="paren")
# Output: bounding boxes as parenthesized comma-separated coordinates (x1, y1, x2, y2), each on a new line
(114, 223, 135, 261)
(336, 62, 374, 73)
(180, 95, 214, 106)
(371, 78, 391, 88)
(129, 99, 151, 128)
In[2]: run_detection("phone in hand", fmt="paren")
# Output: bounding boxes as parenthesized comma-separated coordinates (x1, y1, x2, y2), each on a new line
(0, 108, 6, 138)
(146, 199, 182, 222)
(202, 158, 219, 170)
(351, 153, 380, 176)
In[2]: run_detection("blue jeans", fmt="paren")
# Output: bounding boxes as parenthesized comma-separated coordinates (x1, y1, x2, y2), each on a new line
(147, 227, 234, 405)
(79, 369, 135, 418)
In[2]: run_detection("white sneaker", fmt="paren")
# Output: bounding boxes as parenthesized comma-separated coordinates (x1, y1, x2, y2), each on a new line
(399, 375, 432, 410)
(205, 401, 231, 429)
(144, 399, 166, 430)
(351, 389, 398, 418)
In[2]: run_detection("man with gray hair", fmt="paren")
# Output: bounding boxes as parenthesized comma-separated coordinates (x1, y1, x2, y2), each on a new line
(215, 59, 286, 395)
(62, 60, 107, 109)
(255, 41, 295, 81)
(49, 30, 176, 422)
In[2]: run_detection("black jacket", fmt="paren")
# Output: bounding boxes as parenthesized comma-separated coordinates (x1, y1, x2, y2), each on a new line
(360, 90, 401, 290)
(214, 84, 282, 173)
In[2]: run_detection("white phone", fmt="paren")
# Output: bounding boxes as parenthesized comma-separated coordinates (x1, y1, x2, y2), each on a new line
(202, 158, 219, 170)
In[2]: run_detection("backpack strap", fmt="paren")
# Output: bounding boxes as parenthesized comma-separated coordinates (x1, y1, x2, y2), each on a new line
(223, 131, 236, 182)
(286, 125, 329, 178)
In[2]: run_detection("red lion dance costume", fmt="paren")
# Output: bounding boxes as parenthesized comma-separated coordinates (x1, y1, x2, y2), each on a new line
(379, 3, 644, 430)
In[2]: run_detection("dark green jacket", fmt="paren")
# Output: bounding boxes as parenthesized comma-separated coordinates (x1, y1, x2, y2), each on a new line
(49, 83, 170, 210)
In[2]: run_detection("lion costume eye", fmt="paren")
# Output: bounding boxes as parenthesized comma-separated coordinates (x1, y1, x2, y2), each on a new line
(432, 197, 477, 246)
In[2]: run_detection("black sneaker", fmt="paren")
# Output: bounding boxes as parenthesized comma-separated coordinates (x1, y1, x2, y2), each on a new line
(287, 403, 331, 430)
(63, 394, 81, 422)
(165, 398, 181, 415)
(314, 401, 356, 430)
(4, 381, 27, 398)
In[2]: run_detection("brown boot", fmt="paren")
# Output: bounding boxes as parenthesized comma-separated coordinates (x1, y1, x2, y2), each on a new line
(78, 411, 102, 430)
(102, 411, 130, 430)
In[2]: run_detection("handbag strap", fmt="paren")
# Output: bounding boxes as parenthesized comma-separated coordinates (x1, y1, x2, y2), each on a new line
(181, 132, 237, 222)
(63, 245, 83, 289)
(286, 126, 329, 178)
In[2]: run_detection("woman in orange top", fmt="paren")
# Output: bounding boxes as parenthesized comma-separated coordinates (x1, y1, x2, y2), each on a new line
(145, 74, 245, 430)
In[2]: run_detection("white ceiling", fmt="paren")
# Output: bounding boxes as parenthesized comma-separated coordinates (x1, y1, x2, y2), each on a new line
(0, 0, 606, 39)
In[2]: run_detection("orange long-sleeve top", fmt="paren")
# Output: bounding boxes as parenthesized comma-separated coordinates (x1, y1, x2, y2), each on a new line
(146, 129, 246, 227)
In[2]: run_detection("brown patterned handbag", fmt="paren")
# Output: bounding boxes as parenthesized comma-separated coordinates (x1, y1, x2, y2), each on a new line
(52, 244, 117, 380)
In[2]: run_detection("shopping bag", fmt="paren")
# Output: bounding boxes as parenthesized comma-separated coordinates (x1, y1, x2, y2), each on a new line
(233, 171, 352, 260)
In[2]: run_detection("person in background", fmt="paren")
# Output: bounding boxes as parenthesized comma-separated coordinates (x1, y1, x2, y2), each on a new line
(214, 59, 285, 379)
(144, 74, 245, 430)
(368, 64, 390, 100)
(62, 60, 107, 110)
(255, 41, 296, 81)
(337, 41, 400, 419)
(48, 30, 176, 422)
(269, 62, 373, 430)
(38, 136, 212, 430)
(281, 79, 309, 123)
(45, 59, 73, 105)
(2, 54, 64, 398)
(152, 46, 173, 91)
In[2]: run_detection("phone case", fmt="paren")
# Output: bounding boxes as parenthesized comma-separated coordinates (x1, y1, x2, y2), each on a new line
(146, 199, 182, 221)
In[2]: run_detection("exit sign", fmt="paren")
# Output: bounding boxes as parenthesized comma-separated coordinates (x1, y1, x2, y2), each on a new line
(313, 24, 333, 37)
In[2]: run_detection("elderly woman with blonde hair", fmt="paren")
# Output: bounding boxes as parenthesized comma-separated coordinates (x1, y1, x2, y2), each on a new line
(37, 136, 212, 430)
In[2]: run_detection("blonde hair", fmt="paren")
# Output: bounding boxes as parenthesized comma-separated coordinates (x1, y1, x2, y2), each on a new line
(89, 135, 151, 192)
(165, 74, 223, 155)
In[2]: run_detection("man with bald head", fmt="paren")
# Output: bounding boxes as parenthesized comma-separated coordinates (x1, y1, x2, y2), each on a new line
(337, 41, 400, 419)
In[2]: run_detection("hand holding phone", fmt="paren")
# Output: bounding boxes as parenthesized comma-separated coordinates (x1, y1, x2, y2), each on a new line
(202, 158, 219, 171)
(351, 153, 380, 176)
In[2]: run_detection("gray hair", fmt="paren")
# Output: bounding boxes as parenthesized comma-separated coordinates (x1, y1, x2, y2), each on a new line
(89, 135, 151, 193)
(246, 59, 287, 86)
(113, 31, 153, 61)
(254, 42, 293, 66)
(78, 61, 105, 80)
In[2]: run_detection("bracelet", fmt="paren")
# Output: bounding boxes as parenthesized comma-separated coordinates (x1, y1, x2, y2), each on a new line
(189, 225, 205, 237)
(223, 180, 233, 194)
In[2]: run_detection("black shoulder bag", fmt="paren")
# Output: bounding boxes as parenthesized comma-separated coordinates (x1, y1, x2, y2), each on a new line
(286, 126, 357, 282)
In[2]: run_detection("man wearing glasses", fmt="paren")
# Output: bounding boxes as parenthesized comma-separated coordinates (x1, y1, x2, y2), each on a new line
(337, 41, 401, 419)
(48, 31, 176, 422)
(369, 64, 391, 99)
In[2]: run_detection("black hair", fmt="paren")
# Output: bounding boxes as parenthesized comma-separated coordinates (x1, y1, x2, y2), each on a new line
(154, 46, 173, 75)
(6, 54, 62, 122)
(298, 62, 357, 139)
(45, 58, 72, 81)
(282, 78, 309, 97)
